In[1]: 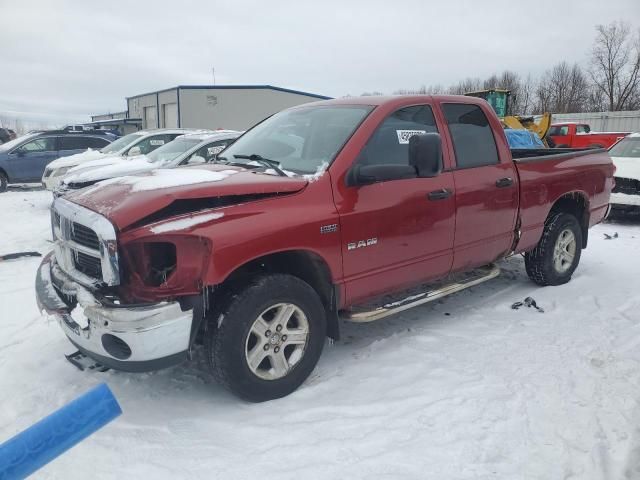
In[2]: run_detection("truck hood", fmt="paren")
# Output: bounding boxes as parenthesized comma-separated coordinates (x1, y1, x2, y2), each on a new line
(65, 164, 309, 230)
(65, 155, 152, 183)
(47, 149, 106, 169)
(612, 156, 640, 180)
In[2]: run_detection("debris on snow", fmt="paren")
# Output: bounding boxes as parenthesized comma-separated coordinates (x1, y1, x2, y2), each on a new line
(604, 232, 619, 240)
(511, 296, 545, 313)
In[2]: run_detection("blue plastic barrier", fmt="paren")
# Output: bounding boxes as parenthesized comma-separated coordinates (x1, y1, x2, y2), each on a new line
(0, 383, 122, 479)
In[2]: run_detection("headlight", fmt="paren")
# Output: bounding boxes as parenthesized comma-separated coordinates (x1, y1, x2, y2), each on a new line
(53, 166, 71, 177)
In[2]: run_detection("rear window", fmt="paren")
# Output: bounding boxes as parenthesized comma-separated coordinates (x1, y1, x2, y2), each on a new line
(442, 103, 499, 168)
(549, 126, 569, 136)
(59, 136, 101, 150)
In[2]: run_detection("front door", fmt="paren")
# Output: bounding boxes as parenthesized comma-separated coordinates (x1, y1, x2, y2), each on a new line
(336, 104, 456, 305)
(7, 136, 58, 182)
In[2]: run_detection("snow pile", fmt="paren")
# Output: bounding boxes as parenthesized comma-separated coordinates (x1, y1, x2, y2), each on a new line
(2, 190, 640, 479)
(47, 149, 105, 169)
(66, 157, 152, 183)
(150, 212, 224, 234)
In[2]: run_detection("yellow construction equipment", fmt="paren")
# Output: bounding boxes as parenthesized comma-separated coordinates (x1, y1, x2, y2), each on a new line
(464, 89, 553, 146)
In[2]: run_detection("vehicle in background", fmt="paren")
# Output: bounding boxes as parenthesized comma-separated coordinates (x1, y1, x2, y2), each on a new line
(0, 131, 115, 192)
(36, 95, 613, 401)
(608, 133, 640, 215)
(0, 128, 17, 144)
(548, 123, 629, 149)
(42, 129, 201, 191)
(64, 124, 122, 137)
(56, 130, 240, 195)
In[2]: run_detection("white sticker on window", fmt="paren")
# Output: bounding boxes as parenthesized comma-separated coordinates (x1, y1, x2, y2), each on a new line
(207, 145, 226, 156)
(150, 139, 165, 146)
(396, 130, 426, 144)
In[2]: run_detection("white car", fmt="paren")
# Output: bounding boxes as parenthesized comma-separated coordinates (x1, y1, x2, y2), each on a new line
(42, 128, 207, 191)
(609, 133, 640, 213)
(56, 130, 241, 195)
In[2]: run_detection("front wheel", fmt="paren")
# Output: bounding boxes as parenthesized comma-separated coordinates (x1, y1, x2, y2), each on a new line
(206, 274, 326, 402)
(525, 212, 583, 286)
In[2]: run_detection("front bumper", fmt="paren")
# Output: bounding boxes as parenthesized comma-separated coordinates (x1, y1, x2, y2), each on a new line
(42, 175, 63, 191)
(35, 252, 193, 372)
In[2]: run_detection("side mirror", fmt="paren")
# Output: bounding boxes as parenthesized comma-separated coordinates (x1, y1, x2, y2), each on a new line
(346, 164, 417, 187)
(15, 149, 25, 157)
(409, 133, 442, 178)
(127, 146, 141, 157)
(188, 155, 206, 165)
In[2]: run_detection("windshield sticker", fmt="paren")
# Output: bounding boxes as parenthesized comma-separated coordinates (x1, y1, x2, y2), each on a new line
(207, 145, 226, 156)
(150, 139, 165, 146)
(396, 130, 426, 144)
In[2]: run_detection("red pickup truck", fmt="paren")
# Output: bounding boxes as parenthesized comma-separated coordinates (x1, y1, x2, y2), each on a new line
(36, 96, 614, 401)
(548, 122, 629, 149)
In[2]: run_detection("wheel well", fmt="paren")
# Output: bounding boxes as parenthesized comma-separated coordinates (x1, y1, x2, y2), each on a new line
(0, 167, 8, 181)
(549, 192, 589, 248)
(213, 250, 340, 340)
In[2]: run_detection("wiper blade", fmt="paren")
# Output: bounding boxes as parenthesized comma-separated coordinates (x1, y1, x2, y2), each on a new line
(233, 154, 287, 177)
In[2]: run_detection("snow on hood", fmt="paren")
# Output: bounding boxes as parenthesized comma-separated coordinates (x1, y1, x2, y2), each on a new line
(612, 156, 640, 181)
(65, 164, 309, 230)
(149, 212, 224, 234)
(47, 149, 106, 169)
(65, 155, 152, 183)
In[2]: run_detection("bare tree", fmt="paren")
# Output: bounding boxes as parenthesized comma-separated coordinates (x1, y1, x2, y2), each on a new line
(589, 21, 640, 111)
(448, 78, 482, 95)
(535, 62, 589, 113)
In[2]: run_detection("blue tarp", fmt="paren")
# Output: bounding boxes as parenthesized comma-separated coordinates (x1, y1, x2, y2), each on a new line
(505, 129, 545, 149)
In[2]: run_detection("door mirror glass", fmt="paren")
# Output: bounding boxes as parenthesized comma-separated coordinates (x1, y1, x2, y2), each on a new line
(346, 164, 417, 186)
(408, 133, 442, 177)
(127, 146, 142, 156)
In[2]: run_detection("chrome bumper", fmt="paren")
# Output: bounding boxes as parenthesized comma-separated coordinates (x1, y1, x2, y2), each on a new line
(610, 192, 640, 207)
(35, 252, 193, 372)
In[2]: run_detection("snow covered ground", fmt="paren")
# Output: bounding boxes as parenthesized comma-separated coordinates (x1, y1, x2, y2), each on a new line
(1, 189, 640, 479)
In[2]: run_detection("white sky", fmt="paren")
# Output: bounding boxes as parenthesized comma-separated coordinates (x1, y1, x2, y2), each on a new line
(1, 0, 638, 126)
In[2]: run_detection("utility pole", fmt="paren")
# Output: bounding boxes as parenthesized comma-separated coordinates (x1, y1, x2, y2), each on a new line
(212, 67, 216, 85)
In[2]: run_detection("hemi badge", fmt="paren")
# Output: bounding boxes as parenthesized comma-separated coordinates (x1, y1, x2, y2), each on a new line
(320, 224, 338, 234)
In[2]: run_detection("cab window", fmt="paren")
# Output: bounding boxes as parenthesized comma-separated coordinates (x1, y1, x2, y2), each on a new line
(356, 105, 438, 167)
(576, 124, 591, 134)
(128, 134, 178, 155)
(442, 103, 499, 168)
(549, 126, 569, 136)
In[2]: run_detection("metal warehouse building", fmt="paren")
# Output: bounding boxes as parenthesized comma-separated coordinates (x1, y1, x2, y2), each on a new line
(126, 85, 331, 131)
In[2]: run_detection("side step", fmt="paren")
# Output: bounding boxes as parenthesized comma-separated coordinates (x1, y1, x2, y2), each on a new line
(341, 264, 500, 323)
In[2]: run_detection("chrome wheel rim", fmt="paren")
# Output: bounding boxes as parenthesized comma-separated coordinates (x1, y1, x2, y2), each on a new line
(244, 303, 310, 381)
(553, 228, 576, 273)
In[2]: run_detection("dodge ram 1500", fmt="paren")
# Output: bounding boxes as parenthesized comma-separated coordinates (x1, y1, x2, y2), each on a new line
(36, 95, 614, 401)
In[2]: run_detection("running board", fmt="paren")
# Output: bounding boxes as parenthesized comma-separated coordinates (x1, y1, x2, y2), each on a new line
(341, 264, 500, 323)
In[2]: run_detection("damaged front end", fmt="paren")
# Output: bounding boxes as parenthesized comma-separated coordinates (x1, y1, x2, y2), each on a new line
(36, 197, 201, 372)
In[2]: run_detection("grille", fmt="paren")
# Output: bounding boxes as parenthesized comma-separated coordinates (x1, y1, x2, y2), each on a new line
(71, 222, 100, 250)
(67, 181, 96, 190)
(613, 177, 640, 195)
(74, 251, 103, 278)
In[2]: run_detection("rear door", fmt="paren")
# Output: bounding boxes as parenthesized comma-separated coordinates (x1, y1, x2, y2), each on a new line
(6, 136, 58, 181)
(58, 135, 109, 158)
(439, 102, 518, 272)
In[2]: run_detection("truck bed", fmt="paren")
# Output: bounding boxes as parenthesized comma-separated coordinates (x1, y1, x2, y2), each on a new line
(511, 148, 613, 253)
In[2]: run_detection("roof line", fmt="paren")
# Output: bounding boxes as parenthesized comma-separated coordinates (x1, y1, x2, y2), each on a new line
(126, 85, 331, 100)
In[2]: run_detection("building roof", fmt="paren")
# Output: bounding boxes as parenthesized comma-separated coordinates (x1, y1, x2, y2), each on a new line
(126, 85, 331, 101)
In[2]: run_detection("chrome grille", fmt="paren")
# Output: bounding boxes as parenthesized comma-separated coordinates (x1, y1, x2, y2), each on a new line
(613, 177, 640, 196)
(51, 197, 120, 286)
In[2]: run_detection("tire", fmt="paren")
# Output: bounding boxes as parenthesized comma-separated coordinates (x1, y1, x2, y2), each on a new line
(0, 171, 7, 193)
(525, 212, 583, 286)
(206, 274, 326, 402)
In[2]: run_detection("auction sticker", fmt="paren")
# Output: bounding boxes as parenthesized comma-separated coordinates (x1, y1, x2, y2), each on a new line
(396, 130, 426, 144)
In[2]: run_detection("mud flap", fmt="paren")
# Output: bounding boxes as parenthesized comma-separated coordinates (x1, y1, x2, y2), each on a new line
(65, 351, 110, 372)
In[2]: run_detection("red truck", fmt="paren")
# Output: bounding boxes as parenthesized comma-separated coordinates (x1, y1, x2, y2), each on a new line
(548, 122, 629, 149)
(36, 96, 614, 401)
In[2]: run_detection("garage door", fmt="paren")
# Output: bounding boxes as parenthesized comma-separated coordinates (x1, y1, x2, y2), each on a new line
(163, 103, 178, 128)
(144, 106, 157, 129)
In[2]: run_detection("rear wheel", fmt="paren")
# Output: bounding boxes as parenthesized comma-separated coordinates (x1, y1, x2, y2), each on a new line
(525, 212, 582, 286)
(0, 171, 7, 192)
(206, 274, 326, 402)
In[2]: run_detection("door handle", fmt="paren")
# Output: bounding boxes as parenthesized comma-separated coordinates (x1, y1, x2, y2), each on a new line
(495, 177, 514, 188)
(427, 188, 452, 201)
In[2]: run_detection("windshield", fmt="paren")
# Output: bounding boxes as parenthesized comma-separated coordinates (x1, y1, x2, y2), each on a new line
(220, 105, 373, 175)
(0, 132, 39, 151)
(609, 137, 640, 158)
(147, 137, 202, 164)
(100, 132, 143, 154)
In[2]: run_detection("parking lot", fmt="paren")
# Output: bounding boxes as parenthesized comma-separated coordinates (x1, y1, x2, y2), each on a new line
(1, 188, 640, 478)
